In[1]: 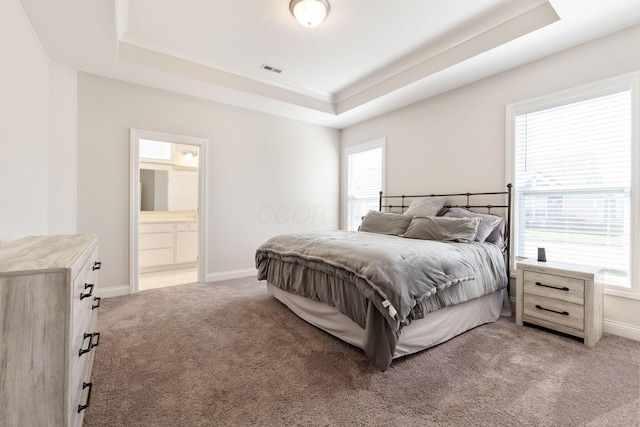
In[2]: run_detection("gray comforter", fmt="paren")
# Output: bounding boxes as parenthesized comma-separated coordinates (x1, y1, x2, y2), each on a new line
(255, 230, 507, 370)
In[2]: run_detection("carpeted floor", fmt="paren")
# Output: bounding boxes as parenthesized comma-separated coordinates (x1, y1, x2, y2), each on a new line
(84, 276, 640, 426)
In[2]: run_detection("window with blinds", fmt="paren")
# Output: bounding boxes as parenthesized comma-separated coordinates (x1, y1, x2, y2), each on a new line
(512, 89, 632, 287)
(345, 142, 384, 231)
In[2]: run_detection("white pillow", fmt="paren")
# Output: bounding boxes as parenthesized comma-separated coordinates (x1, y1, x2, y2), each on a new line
(404, 197, 446, 217)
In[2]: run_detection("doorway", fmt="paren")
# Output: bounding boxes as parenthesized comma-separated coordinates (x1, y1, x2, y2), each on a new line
(129, 129, 208, 293)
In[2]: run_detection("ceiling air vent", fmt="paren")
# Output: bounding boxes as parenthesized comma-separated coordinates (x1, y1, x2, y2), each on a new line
(260, 64, 282, 74)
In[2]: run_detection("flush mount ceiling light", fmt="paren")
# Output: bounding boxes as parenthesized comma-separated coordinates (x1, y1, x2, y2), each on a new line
(290, 0, 330, 28)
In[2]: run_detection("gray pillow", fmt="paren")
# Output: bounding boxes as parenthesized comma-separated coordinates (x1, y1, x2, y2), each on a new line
(403, 196, 447, 217)
(401, 216, 480, 243)
(358, 210, 413, 236)
(485, 217, 507, 249)
(443, 207, 502, 243)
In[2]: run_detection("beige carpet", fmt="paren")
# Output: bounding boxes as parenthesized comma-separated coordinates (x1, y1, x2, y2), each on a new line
(85, 276, 640, 426)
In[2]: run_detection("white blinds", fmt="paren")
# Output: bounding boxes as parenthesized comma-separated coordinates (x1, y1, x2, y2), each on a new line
(347, 147, 382, 231)
(514, 90, 632, 284)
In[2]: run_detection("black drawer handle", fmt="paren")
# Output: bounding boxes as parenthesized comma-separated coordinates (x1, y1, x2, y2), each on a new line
(80, 283, 94, 300)
(535, 281, 570, 292)
(92, 296, 101, 310)
(91, 332, 100, 350)
(535, 304, 569, 316)
(92, 261, 102, 271)
(78, 382, 93, 413)
(79, 332, 100, 356)
(79, 333, 92, 356)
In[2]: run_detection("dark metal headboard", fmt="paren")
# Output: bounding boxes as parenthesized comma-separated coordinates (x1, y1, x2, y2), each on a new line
(378, 184, 513, 285)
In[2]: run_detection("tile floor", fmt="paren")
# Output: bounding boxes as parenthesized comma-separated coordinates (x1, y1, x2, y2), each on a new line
(139, 267, 198, 291)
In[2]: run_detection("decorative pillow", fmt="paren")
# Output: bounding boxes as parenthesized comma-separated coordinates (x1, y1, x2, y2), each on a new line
(485, 217, 507, 249)
(401, 216, 480, 243)
(443, 207, 503, 243)
(403, 196, 447, 217)
(358, 210, 413, 236)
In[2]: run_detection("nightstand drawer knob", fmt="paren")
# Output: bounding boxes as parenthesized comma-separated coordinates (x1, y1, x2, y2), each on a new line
(535, 304, 570, 316)
(535, 281, 570, 292)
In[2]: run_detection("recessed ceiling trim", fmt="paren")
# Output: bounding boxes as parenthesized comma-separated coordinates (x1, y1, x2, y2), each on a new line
(335, 1, 560, 114)
(117, 41, 336, 114)
(335, 0, 550, 102)
(115, 0, 558, 118)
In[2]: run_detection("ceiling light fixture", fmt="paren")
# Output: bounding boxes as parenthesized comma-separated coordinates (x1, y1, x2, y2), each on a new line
(289, 0, 330, 28)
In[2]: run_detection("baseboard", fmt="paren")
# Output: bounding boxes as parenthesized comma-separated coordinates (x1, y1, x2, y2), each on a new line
(96, 285, 130, 298)
(206, 268, 257, 282)
(603, 319, 640, 342)
(96, 269, 258, 299)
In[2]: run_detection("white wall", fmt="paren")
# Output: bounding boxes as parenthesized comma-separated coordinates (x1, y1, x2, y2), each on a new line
(77, 74, 340, 291)
(342, 23, 640, 337)
(48, 61, 78, 235)
(0, 0, 50, 243)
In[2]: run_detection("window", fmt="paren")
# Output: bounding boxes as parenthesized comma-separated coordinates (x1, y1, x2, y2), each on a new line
(139, 138, 174, 162)
(344, 139, 385, 231)
(507, 74, 639, 298)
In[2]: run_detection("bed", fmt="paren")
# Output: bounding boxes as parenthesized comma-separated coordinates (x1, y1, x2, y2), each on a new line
(255, 185, 512, 371)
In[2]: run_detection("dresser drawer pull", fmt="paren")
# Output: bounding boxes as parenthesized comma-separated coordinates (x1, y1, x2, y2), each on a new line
(92, 296, 101, 310)
(535, 281, 570, 292)
(80, 283, 94, 300)
(78, 382, 93, 413)
(79, 332, 100, 356)
(535, 304, 570, 316)
(92, 261, 102, 271)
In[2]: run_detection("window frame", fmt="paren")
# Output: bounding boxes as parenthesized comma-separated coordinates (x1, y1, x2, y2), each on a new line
(342, 138, 386, 231)
(506, 72, 640, 300)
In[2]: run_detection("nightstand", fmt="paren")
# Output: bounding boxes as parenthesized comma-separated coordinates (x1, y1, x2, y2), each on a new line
(516, 259, 604, 347)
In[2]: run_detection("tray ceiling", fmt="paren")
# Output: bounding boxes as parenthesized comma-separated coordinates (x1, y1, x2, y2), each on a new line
(20, 0, 640, 128)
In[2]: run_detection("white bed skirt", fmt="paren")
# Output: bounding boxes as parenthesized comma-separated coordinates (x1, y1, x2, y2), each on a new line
(267, 283, 507, 359)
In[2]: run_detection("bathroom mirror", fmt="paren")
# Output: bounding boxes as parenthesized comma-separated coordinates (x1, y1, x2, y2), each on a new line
(140, 169, 169, 211)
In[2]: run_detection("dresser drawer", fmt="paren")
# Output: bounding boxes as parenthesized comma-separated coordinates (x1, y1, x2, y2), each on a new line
(71, 353, 95, 427)
(69, 339, 92, 425)
(0, 235, 100, 426)
(523, 270, 584, 305)
(523, 293, 584, 331)
(71, 248, 100, 343)
(69, 246, 100, 427)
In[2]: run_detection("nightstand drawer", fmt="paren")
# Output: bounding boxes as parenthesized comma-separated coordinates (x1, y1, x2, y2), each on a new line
(523, 294, 584, 331)
(524, 271, 584, 305)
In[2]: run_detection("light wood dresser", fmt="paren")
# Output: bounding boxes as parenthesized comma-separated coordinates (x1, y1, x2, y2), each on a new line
(516, 258, 603, 347)
(0, 235, 101, 427)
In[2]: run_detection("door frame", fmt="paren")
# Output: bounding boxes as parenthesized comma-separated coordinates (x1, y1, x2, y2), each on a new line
(129, 128, 209, 293)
